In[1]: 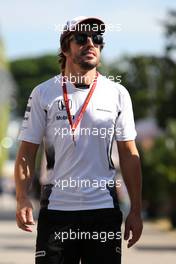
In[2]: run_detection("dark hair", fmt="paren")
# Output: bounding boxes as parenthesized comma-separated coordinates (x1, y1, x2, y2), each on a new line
(58, 34, 105, 71)
(58, 36, 71, 71)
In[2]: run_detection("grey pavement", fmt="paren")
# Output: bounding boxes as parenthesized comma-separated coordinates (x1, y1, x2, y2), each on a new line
(122, 222, 176, 264)
(0, 194, 176, 263)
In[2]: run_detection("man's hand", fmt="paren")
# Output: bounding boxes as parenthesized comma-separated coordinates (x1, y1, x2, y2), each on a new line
(124, 211, 143, 248)
(16, 197, 35, 232)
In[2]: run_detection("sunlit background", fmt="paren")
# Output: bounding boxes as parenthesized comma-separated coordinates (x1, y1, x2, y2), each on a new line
(0, 0, 176, 263)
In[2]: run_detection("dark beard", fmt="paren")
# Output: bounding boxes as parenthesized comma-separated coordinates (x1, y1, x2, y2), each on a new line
(78, 60, 97, 70)
(73, 50, 98, 70)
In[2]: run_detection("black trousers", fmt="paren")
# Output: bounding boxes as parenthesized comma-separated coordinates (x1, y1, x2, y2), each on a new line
(35, 208, 123, 264)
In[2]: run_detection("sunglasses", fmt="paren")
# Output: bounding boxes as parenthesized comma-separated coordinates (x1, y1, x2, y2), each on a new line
(70, 33, 104, 45)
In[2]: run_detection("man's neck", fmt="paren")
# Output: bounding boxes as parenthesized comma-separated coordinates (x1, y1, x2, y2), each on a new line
(64, 64, 97, 85)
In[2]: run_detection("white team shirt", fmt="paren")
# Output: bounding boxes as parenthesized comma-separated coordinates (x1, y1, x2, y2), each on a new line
(18, 73, 137, 210)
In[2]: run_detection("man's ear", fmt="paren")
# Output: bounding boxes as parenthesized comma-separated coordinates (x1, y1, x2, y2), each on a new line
(62, 50, 70, 57)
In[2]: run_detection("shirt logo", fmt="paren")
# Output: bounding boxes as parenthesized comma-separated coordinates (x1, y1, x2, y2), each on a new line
(56, 115, 75, 120)
(58, 99, 72, 111)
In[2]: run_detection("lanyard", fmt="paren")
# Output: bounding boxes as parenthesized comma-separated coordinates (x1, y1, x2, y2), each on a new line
(62, 72, 98, 145)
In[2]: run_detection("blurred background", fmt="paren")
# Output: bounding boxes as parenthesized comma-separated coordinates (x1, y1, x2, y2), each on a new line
(0, 0, 176, 263)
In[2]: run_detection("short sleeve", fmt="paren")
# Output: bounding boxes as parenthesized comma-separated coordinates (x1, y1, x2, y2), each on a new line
(18, 86, 46, 144)
(115, 86, 137, 141)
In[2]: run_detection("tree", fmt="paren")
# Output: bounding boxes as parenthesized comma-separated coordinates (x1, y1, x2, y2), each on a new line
(10, 55, 59, 116)
(163, 10, 176, 55)
(141, 120, 176, 225)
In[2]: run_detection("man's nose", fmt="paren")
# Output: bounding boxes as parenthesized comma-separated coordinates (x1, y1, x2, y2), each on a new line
(86, 36, 94, 47)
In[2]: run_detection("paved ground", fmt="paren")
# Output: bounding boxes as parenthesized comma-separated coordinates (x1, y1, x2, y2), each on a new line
(0, 194, 176, 263)
(122, 221, 176, 264)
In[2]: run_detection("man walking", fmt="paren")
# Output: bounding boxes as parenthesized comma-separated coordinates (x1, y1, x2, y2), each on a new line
(15, 16, 143, 264)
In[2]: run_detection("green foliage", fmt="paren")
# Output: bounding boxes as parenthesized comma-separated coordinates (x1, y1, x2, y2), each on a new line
(10, 55, 60, 116)
(141, 120, 176, 211)
(163, 10, 176, 54)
